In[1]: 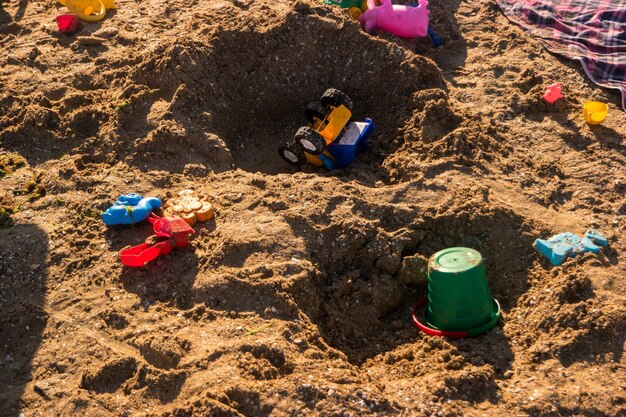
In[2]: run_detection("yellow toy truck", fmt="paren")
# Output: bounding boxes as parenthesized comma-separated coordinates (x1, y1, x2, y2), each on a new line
(279, 89, 375, 170)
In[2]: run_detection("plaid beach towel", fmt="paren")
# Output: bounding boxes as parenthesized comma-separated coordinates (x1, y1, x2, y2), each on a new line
(497, 0, 626, 110)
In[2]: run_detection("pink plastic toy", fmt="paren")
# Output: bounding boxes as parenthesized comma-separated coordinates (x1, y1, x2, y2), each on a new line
(359, 0, 429, 38)
(543, 82, 563, 104)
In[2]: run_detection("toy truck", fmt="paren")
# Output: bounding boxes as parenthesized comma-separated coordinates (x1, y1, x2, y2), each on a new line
(278, 88, 375, 171)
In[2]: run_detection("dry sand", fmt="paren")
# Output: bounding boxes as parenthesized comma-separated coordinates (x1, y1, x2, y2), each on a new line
(1, 0, 625, 416)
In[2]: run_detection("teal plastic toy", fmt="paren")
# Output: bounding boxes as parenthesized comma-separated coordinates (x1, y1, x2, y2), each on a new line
(102, 193, 162, 225)
(533, 229, 607, 266)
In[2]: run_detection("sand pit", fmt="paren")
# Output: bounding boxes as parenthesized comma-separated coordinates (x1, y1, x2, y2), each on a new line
(1, 0, 625, 416)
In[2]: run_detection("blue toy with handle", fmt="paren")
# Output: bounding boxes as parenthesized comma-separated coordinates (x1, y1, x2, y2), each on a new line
(102, 193, 162, 226)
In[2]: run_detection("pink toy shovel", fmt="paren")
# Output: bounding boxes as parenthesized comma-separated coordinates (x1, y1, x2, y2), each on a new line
(543, 82, 563, 104)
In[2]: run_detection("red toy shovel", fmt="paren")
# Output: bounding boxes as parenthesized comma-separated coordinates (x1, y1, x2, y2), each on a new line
(119, 214, 194, 267)
(119, 243, 162, 267)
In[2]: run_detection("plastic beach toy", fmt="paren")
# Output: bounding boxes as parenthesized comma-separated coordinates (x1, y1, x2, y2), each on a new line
(583, 101, 608, 125)
(278, 88, 375, 170)
(101, 193, 162, 226)
(56, 14, 79, 33)
(408, 2, 442, 47)
(427, 26, 442, 47)
(119, 214, 194, 267)
(543, 82, 563, 104)
(412, 248, 501, 338)
(164, 189, 214, 226)
(533, 229, 607, 266)
(58, 0, 115, 22)
(359, 0, 429, 38)
(318, 119, 375, 170)
(323, 0, 368, 20)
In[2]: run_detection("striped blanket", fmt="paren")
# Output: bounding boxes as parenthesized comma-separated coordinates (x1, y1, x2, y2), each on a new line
(497, 0, 626, 110)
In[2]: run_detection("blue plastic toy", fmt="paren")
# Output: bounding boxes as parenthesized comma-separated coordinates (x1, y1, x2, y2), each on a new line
(102, 193, 162, 226)
(319, 119, 375, 170)
(427, 26, 442, 47)
(533, 229, 608, 266)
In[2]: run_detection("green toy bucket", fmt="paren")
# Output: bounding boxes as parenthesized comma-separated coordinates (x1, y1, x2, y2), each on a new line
(412, 247, 500, 338)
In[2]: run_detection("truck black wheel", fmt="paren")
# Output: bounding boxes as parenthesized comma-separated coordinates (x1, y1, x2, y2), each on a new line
(278, 140, 306, 166)
(295, 126, 326, 155)
(304, 100, 328, 124)
(321, 88, 353, 111)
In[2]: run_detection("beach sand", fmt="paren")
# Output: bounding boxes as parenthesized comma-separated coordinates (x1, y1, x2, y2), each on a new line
(1, 0, 625, 416)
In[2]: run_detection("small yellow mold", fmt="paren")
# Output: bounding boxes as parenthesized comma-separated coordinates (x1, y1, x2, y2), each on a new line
(164, 189, 214, 226)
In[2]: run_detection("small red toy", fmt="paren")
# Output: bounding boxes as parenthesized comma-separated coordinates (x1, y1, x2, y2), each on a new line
(56, 14, 79, 33)
(120, 214, 194, 267)
(543, 82, 563, 104)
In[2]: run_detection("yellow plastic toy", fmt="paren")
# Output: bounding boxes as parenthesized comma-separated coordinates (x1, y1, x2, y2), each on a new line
(58, 0, 115, 22)
(279, 88, 354, 167)
(164, 190, 214, 226)
(303, 106, 351, 167)
(325, 0, 369, 20)
(349, 0, 369, 20)
(279, 89, 375, 170)
(583, 101, 609, 125)
(315, 106, 351, 144)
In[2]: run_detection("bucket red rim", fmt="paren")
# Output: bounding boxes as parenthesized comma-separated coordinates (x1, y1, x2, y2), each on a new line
(411, 296, 500, 338)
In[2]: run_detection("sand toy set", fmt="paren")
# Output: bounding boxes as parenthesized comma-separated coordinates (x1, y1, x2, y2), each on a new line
(3, 1, 626, 416)
(84, 2, 610, 340)
(68, 0, 611, 341)
(542, 83, 611, 124)
(102, 190, 214, 267)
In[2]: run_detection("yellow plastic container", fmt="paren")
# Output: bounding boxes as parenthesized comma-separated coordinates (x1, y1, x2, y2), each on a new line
(58, 0, 115, 22)
(583, 101, 608, 125)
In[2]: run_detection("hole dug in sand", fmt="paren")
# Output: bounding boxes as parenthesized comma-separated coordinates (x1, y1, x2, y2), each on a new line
(285, 204, 536, 365)
(131, 7, 447, 175)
